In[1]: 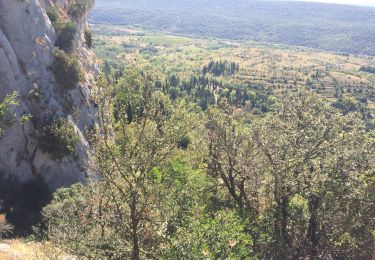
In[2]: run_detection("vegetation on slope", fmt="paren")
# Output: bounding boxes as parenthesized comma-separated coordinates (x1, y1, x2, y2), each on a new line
(1, 2, 374, 259)
(33, 68, 375, 259)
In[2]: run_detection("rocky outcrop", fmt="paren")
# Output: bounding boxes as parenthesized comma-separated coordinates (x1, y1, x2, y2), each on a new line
(0, 0, 98, 190)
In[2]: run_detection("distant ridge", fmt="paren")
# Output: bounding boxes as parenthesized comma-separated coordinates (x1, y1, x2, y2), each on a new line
(281, 0, 375, 7)
(90, 0, 375, 55)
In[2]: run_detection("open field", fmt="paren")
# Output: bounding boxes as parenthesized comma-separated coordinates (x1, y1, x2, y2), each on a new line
(92, 24, 375, 112)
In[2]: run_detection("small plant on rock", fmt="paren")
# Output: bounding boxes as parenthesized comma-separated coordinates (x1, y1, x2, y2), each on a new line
(84, 29, 92, 48)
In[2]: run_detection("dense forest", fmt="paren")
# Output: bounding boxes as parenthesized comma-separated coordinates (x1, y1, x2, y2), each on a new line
(37, 70, 375, 259)
(1, 62, 374, 258)
(2, 68, 373, 258)
(90, 0, 375, 55)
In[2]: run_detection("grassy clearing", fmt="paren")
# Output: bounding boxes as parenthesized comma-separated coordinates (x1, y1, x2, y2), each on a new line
(0, 240, 74, 260)
(142, 35, 194, 45)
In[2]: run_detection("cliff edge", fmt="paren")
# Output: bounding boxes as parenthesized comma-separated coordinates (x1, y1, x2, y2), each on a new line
(0, 0, 98, 189)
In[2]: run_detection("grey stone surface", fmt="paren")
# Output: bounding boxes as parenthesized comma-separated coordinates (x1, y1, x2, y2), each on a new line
(0, 0, 97, 190)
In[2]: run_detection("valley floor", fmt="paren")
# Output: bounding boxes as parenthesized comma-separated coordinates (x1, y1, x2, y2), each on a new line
(92, 24, 375, 114)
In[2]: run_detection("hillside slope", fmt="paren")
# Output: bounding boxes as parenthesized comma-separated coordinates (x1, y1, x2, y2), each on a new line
(90, 0, 375, 55)
(0, 0, 97, 189)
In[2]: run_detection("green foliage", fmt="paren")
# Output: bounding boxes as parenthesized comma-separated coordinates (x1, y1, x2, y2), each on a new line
(47, 7, 60, 28)
(333, 95, 374, 129)
(0, 92, 28, 137)
(35, 118, 79, 160)
(56, 20, 77, 52)
(166, 210, 254, 259)
(0, 93, 18, 137)
(27, 83, 42, 102)
(251, 89, 374, 258)
(112, 67, 153, 122)
(92, 26, 375, 107)
(177, 135, 192, 149)
(155, 73, 273, 111)
(202, 60, 239, 77)
(52, 49, 83, 90)
(36, 183, 118, 258)
(37, 75, 374, 259)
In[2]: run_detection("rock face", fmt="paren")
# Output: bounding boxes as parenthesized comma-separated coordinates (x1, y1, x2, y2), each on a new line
(0, 0, 97, 190)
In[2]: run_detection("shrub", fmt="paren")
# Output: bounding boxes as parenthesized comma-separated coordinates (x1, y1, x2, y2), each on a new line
(0, 93, 18, 137)
(47, 7, 60, 29)
(52, 49, 83, 90)
(56, 20, 76, 52)
(69, 0, 94, 18)
(36, 118, 80, 160)
(84, 29, 92, 48)
(0, 93, 28, 137)
(178, 135, 192, 149)
(166, 210, 254, 259)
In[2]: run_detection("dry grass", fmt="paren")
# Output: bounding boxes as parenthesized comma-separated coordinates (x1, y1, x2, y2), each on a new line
(0, 240, 75, 260)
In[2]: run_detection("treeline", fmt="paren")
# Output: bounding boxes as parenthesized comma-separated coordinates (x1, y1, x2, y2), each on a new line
(28, 68, 375, 259)
(103, 62, 271, 113)
(359, 66, 375, 74)
(158, 74, 272, 112)
(202, 60, 239, 77)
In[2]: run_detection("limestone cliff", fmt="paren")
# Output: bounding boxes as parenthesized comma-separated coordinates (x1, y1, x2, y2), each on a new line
(0, 0, 98, 189)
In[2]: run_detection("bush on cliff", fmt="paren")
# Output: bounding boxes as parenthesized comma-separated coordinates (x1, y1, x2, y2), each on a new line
(36, 118, 79, 160)
(47, 7, 60, 29)
(56, 20, 77, 52)
(52, 49, 83, 90)
(69, 0, 94, 18)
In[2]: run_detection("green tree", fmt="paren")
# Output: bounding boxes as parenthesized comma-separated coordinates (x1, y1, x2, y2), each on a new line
(95, 70, 197, 259)
(253, 89, 374, 258)
(205, 102, 260, 216)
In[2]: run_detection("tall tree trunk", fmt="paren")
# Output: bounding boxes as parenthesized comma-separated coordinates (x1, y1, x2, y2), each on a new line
(130, 192, 140, 260)
(274, 195, 290, 258)
(281, 194, 290, 245)
(306, 194, 321, 257)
